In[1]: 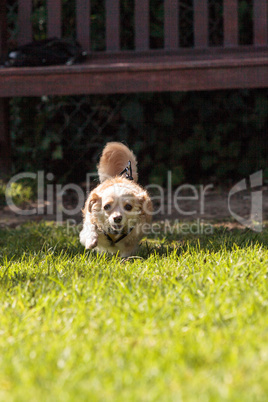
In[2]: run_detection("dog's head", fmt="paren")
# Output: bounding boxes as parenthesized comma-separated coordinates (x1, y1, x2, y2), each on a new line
(86, 179, 152, 234)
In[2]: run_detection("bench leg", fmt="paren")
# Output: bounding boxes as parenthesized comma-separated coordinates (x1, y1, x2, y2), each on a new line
(0, 98, 11, 179)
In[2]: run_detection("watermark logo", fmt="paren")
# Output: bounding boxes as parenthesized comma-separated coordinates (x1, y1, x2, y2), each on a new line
(4, 169, 264, 233)
(228, 170, 263, 232)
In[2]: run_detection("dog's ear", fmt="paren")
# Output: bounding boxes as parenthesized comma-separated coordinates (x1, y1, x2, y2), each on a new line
(84, 192, 101, 214)
(138, 191, 153, 222)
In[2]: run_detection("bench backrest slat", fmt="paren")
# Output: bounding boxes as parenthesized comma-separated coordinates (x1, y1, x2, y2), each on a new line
(47, 0, 61, 39)
(254, 0, 268, 46)
(164, 0, 179, 49)
(76, 0, 91, 52)
(135, 0, 149, 51)
(224, 0, 238, 47)
(7, 0, 268, 53)
(0, 0, 8, 56)
(194, 0, 208, 48)
(18, 0, 32, 45)
(106, 0, 120, 52)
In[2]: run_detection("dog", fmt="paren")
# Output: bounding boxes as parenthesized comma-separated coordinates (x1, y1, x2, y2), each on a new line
(80, 142, 152, 257)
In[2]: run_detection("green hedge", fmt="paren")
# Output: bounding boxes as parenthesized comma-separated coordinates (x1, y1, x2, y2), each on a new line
(7, 0, 267, 185)
(11, 90, 268, 186)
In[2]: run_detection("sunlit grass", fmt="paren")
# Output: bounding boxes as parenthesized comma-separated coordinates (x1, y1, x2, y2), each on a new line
(0, 222, 268, 401)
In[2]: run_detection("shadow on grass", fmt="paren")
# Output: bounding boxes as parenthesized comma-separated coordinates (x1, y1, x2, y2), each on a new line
(0, 220, 267, 264)
(0, 221, 84, 262)
(139, 223, 268, 258)
(0, 221, 267, 291)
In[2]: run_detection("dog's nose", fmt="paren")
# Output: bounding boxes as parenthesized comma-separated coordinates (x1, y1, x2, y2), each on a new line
(113, 215, 122, 224)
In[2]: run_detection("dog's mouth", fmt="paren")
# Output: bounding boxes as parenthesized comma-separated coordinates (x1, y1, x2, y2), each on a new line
(109, 224, 124, 234)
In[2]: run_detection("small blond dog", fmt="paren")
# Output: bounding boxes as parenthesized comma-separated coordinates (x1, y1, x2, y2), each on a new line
(80, 142, 152, 257)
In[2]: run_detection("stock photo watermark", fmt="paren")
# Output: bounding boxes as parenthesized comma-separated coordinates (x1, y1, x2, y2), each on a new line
(5, 169, 264, 233)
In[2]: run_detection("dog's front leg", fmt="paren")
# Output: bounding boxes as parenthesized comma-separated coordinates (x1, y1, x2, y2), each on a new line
(80, 222, 98, 250)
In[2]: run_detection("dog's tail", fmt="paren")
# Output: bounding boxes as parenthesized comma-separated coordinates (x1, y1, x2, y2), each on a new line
(98, 142, 138, 183)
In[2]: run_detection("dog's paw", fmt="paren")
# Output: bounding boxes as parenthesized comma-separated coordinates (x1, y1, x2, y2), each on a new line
(85, 237, 98, 250)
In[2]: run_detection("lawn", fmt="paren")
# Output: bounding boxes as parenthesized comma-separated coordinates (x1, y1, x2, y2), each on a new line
(0, 222, 268, 401)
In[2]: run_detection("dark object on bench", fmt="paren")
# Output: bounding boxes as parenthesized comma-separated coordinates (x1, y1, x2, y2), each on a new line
(4, 38, 87, 67)
(0, 0, 268, 176)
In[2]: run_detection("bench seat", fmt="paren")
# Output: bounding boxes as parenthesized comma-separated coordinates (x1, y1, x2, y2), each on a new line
(1, 47, 268, 97)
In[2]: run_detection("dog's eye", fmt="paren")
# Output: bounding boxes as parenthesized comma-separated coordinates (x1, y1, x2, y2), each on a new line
(104, 203, 111, 211)
(124, 203, 133, 211)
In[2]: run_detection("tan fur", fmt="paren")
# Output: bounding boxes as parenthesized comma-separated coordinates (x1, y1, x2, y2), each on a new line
(80, 143, 152, 257)
(97, 142, 138, 183)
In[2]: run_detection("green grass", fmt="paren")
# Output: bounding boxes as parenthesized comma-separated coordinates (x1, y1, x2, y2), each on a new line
(0, 222, 268, 401)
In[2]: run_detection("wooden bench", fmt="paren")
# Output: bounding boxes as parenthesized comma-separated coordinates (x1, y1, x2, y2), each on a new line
(1, 0, 268, 176)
